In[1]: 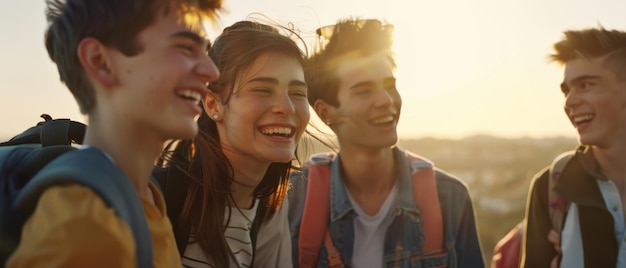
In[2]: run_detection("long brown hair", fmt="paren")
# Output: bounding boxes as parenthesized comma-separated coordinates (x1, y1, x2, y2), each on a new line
(159, 20, 306, 267)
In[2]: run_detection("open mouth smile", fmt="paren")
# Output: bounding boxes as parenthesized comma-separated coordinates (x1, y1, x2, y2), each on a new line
(260, 126, 295, 138)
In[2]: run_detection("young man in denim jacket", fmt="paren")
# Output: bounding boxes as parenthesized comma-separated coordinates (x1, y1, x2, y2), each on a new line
(288, 18, 484, 268)
(522, 27, 626, 268)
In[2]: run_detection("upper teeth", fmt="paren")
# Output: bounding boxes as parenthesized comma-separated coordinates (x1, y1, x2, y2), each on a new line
(573, 114, 593, 124)
(372, 115, 394, 124)
(178, 90, 201, 102)
(262, 127, 292, 135)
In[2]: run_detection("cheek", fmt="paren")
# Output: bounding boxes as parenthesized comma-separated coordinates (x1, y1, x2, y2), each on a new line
(392, 92, 402, 106)
(296, 102, 311, 121)
(224, 104, 260, 130)
(619, 93, 626, 109)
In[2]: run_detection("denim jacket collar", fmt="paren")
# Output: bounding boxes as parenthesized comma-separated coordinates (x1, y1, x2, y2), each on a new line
(329, 147, 421, 222)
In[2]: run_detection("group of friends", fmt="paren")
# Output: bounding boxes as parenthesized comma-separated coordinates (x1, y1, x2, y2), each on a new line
(5, 0, 626, 267)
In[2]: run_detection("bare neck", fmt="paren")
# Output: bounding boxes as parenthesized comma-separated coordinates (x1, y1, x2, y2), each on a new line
(593, 144, 626, 184)
(339, 145, 398, 195)
(224, 152, 270, 209)
(83, 117, 163, 202)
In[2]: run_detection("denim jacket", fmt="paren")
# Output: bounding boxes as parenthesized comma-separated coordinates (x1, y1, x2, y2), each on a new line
(288, 147, 485, 268)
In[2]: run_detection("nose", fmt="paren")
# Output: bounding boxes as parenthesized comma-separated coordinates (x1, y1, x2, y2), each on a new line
(197, 55, 220, 85)
(272, 91, 296, 115)
(564, 90, 582, 110)
(374, 88, 396, 107)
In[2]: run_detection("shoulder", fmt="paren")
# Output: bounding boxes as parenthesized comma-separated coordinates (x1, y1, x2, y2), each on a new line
(431, 168, 471, 196)
(8, 184, 134, 266)
(288, 151, 336, 190)
(307, 152, 336, 165)
(531, 166, 550, 190)
(396, 148, 471, 195)
(30, 184, 131, 235)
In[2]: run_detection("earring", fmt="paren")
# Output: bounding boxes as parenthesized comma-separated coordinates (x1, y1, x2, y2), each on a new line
(325, 121, 331, 126)
(213, 114, 219, 120)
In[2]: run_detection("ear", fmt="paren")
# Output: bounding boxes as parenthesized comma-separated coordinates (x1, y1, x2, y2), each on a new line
(77, 37, 117, 87)
(313, 99, 335, 124)
(202, 91, 222, 120)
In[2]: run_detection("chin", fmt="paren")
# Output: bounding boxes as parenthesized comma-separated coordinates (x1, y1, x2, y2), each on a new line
(378, 137, 398, 147)
(578, 134, 602, 147)
(265, 150, 296, 163)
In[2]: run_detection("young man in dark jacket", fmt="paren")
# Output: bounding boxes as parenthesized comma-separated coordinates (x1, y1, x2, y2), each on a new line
(522, 27, 626, 268)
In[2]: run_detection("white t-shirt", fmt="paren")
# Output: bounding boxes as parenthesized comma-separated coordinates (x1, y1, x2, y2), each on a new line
(181, 199, 292, 268)
(346, 183, 399, 268)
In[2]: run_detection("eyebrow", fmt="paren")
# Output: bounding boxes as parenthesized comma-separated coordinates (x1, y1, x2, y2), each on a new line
(247, 77, 307, 87)
(560, 74, 601, 92)
(349, 81, 376, 90)
(170, 31, 209, 47)
(349, 77, 396, 90)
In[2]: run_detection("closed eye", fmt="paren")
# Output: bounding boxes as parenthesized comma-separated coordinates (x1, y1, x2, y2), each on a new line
(177, 43, 195, 53)
(289, 86, 308, 98)
(353, 88, 373, 96)
(580, 82, 593, 90)
(252, 87, 272, 94)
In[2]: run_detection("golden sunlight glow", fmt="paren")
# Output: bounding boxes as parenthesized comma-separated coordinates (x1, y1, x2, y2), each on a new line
(3, 0, 625, 140)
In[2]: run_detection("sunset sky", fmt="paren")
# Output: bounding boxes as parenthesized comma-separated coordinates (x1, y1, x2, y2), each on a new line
(1, 0, 625, 139)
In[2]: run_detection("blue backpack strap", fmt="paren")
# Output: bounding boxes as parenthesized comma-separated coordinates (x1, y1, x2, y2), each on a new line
(13, 147, 153, 268)
(0, 115, 85, 147)
(40, 118, 85, 146)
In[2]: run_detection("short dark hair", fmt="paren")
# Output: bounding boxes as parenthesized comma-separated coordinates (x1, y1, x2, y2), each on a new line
(44, 0, 222, 113)
(550, 27, 626, 80)
(306, 18, 395, 107)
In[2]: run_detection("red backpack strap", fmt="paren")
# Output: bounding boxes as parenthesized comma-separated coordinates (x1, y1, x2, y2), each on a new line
(405, 151, 445, 255)
(324, 230, 343, 268)
(490, 221, 523, 268)
(298, 153, 343, 268)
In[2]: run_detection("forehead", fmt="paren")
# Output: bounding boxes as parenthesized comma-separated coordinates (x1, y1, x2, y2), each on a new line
(143, 7, 209, 39)
(239, 52, 304, 80)
(563, 57, 611, 82)
(336, 55, 394, 87)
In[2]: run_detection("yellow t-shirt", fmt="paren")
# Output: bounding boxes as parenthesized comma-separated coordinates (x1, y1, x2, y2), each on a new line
(6, 182, 181, 268)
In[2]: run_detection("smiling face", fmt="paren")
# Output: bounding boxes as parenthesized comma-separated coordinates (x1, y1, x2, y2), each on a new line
(562, 57, 626, 148)
(206, 52, 309, 165)
(316, 54, 401, 150)
(107, 7, 219, 141)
